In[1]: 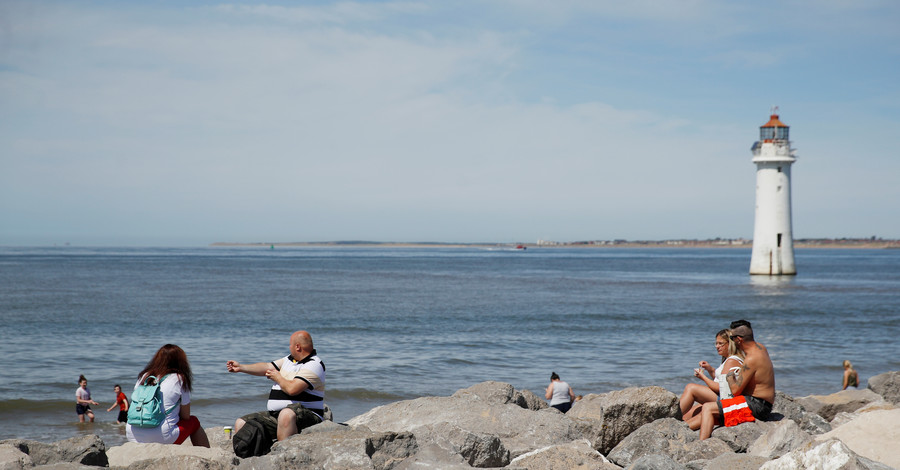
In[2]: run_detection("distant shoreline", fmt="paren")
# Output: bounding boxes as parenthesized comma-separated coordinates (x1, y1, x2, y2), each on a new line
(210, 239, 900, 249)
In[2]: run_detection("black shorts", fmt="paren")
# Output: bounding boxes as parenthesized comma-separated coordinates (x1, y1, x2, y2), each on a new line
(75, 404, 92, 415)
(717, 395, 773, 421)
(117, 410, 128, 423)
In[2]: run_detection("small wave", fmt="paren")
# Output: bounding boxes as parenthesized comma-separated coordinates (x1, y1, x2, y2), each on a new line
(0, 399, 75, 414)
(326, 388, 410, 401)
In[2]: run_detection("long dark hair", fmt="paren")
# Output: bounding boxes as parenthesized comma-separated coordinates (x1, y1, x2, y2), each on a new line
(137, 344, 193, 391)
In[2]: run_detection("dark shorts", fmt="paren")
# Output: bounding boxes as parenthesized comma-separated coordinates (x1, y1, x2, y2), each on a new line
(717, 395, 773, 421)
(75, 404, 92, 415)
(551, 402, 572, 413)
(117, 410, 128, 423)
(240, 403, 323, 437)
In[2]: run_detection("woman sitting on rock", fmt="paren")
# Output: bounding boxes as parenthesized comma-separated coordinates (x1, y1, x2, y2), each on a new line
(679, 329, 744, 427)
(545, 372, 576, 413)
(125, 344, 210, 447)
(842, 360, 859, 390)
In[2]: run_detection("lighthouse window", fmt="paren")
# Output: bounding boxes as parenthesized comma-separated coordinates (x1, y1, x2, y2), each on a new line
(778, 167, 782, 173)
(777, 233, 782, 247)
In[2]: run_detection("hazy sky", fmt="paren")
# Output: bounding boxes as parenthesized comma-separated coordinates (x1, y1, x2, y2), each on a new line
(2, 1, 898, 245)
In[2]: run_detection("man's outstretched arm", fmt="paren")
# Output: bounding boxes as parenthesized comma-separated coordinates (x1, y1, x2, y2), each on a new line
(226, 360, 278, 376)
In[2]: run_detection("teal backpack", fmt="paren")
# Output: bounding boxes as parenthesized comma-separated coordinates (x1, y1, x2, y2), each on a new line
(126, 374, 181, 428)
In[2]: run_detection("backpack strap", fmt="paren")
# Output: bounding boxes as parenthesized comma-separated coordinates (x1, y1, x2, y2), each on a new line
(158, 374, 182, 418)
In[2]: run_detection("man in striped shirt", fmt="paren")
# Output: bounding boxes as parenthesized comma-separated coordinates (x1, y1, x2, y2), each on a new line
(227, 330, 326, 441)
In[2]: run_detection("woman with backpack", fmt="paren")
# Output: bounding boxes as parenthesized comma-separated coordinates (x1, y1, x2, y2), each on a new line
(125, 344, 210, 447)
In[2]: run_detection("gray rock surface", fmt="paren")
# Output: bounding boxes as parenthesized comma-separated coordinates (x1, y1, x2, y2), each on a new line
(507, 439, 618, 470)
(347, 382, 582, 459)
(685, 452, 770, 470)
(0, 435, 107, 467)
(868, 371, 900, 405)
(746, 419, 812, 460)
(708, 420, 770, 453)
(796, 389, 883, 421)
(106, 442, 234, 469)
(566, 386, 680, 454)
(626, 453, 687, 470)
(769, 391, 831, 435)
(816, 408, 900, 469)
(0, 444, 34, 470)
(760, 439, 894, 470)
(606, 418, 732, 467)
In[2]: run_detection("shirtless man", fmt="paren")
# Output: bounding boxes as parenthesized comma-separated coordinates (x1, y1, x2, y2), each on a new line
(697, 320, 775, 440)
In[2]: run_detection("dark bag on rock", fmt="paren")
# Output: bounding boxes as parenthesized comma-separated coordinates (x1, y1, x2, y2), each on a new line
(232, 418, 274, 458)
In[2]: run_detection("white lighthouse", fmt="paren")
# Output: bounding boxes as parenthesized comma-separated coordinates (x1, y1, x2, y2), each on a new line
(749, 108, 797, 275)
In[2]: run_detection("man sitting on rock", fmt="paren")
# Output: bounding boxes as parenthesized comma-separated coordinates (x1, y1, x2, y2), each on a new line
(697, 319, 775, 440)
(226, 330, 326, 446)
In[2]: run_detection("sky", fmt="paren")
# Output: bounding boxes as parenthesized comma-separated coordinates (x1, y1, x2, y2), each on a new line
(1, 1, 898, 246)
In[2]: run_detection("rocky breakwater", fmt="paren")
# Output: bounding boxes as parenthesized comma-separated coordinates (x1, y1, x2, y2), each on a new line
(2, 371, 899, 469)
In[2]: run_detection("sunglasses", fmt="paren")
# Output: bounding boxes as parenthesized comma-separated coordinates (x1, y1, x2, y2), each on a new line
(730, 335, 743, 340)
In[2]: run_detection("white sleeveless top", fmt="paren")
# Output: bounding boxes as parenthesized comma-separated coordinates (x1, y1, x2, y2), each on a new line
(715, 355, 743, 399)
(549, 381, 571, 406)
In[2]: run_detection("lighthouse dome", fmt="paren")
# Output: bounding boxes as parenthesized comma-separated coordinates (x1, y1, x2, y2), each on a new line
(760, 114, 789, 142)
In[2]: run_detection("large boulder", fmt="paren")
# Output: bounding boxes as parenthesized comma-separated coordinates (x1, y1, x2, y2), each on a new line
(867, 371, 900, 405)
(606, 418, 732, 467)
(346, 382, 582, 459)
(566, 386, 680, 454)
(709, 420, 770, 453)
(515, 389, 549, 411)
(796, 389, 883, 421)
(506, 439, 619, 470)
(685, 452, 771, 470)
(0, 444, 34, 469)
(628, 453, 688, 470)
(0, 434, 107, 467)
(769, 391, 831, 435)
(816, 408, 900, 469)
(106, 442, 234, 469)
(248, 423, 417, 470)
(760, 439, 894, 470)
(746, 419, 812, 460)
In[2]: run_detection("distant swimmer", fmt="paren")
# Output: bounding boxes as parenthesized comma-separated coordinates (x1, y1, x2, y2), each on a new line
(842, 360, 859, 390)
(75, 375, 99, 423)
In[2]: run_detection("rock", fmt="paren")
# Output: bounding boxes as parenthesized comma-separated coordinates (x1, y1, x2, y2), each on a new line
(514, 389, 549, 411)
(816, 408, 900, 469)
(507, 439, 618, 470)
(709, 420, 770, 453)
(390, 443, 472, 470)
(627, 453, 687, 470)
(204, 426, 234, 453)
(452, 381, 519, 406)
(1, 435, 107, 467)
(685, 452, 770, 470)
(566, 386, 680, 454)
(747, 419, 812, 460)
(769, 391, 831, 435)
(867, 371, 900, 405)
(347, 382, 582, 459)
(606, 418, 732, 467)
(0, 444, 34, 469)
(760, 439, 894, 470)
(256, 425, 417, 470)
(796, 389, 883, 421)
(106, 442, 234, 469)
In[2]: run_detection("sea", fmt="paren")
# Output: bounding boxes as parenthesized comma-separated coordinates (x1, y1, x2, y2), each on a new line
(1, 245, 898, 446)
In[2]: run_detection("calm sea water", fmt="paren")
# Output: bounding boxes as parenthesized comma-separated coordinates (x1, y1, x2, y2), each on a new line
(1, 246, 898, 446)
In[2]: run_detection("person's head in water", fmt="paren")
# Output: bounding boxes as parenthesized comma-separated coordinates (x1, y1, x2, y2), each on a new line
(843, 360, 854, 370)
(550, 372, 560, 381)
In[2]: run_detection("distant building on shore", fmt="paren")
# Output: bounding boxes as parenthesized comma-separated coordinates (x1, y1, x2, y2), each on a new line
(749, 108, 797, 275)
